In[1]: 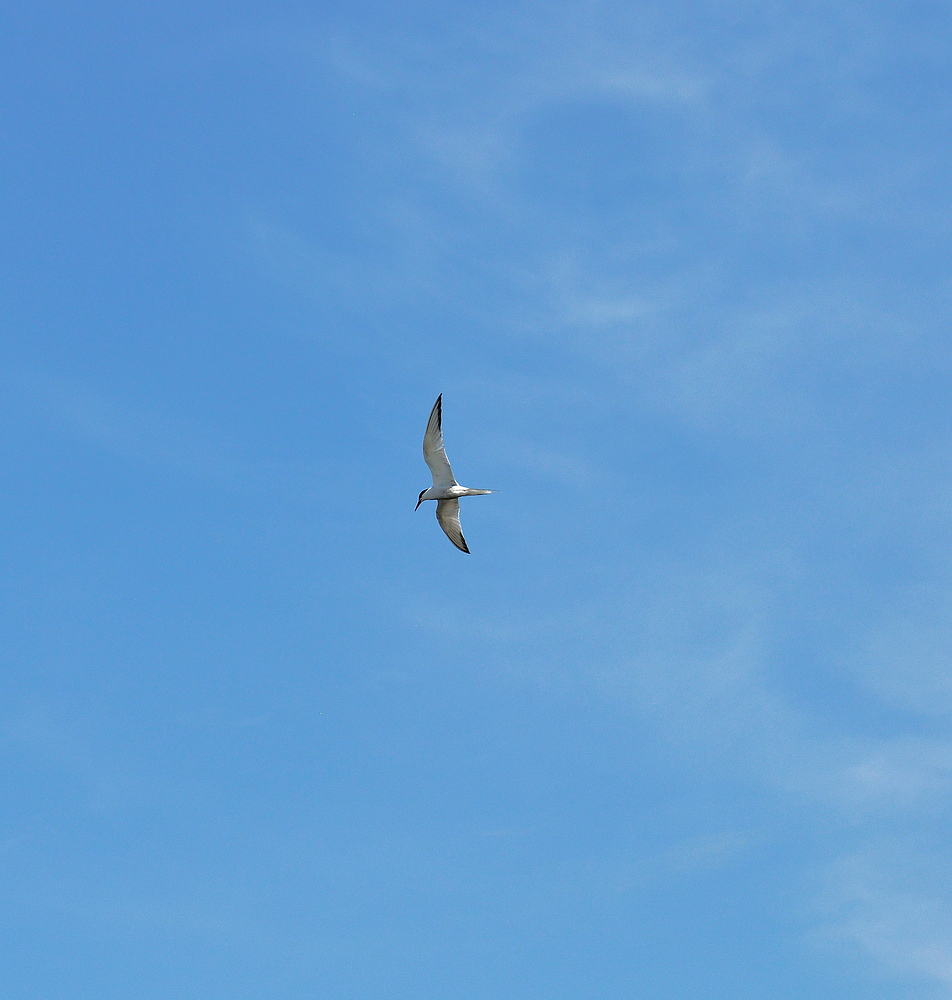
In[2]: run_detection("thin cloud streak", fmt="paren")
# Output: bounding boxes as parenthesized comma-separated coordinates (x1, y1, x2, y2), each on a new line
(241, 4, 952, 992)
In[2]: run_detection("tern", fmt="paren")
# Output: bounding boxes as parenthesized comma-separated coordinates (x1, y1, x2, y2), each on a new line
(415, 394, 493, 553)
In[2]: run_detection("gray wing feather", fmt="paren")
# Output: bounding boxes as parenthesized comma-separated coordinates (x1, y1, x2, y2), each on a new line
(436, 499, 470, 553)
(423, 394, 458, 489)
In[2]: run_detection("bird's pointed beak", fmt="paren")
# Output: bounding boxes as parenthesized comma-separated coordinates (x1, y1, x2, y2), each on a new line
(414, 498, 423, 511)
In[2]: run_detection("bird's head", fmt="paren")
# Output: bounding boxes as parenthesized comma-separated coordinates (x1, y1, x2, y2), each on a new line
(415, 490, 428, 511)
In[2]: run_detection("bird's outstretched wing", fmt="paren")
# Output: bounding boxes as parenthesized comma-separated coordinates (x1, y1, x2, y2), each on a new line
(436, 499, 470, 553)
(423, 394, 458, 490)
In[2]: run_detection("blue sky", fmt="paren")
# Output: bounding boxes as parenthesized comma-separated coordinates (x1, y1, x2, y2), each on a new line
(3, 1, 952, 997)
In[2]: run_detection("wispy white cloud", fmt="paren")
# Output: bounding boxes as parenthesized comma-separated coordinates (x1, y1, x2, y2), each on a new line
(831, 740, 952, 811)
(817, 844, 952, 994)
(398, 521, 952, 987)
(849, 586, 952, 716)
(241, 7, 952, 990)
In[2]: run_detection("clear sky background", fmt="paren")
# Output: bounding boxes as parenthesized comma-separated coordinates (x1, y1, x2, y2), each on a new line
(3, 1, 952, 997)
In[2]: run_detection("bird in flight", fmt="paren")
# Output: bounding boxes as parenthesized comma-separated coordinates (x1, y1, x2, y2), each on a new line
(415, 394, 493, 553)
